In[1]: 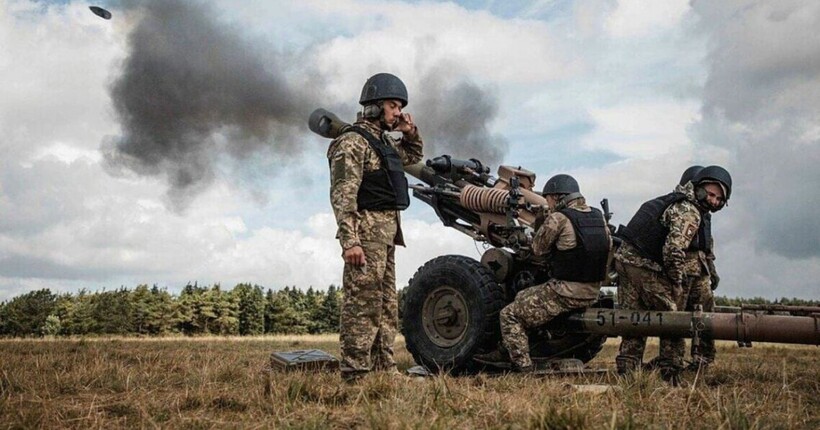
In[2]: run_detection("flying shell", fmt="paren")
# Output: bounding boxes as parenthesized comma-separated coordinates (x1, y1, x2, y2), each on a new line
(89, 6, 112, 20)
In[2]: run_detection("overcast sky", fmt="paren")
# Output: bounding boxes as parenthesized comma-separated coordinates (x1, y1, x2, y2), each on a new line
(1, 0, 818, 301)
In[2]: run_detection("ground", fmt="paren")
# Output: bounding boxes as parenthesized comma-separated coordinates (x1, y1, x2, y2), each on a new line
(0, 335, 817, 429)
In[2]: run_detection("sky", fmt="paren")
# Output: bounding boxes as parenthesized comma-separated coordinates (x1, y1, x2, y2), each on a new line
(0, 0, 818, 301)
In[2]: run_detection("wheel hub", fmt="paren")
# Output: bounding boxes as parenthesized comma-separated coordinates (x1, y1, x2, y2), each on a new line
(421, 286, 469, 348)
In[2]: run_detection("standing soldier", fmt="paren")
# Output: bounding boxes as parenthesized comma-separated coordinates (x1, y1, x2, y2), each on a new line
(615, 165, 732, 383)
(327, 73, 423, 382)
(474, 175, 612, 372)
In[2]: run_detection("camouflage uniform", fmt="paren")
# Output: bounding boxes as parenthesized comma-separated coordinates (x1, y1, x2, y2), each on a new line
(500, 198, 611, 370)
(643, 185, 718, 369)
(327, 118, 423, 380)
(615, 182, 703, 374)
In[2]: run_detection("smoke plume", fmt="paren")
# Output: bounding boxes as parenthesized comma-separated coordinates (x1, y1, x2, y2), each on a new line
(103, 1, 508, 209)
(413, 66, 508, 168)
(103, 0, 316, 209)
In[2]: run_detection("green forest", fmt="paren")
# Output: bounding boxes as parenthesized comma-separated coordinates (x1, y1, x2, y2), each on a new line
(0, 284, 815, 338)
(0, 284, 352, 338)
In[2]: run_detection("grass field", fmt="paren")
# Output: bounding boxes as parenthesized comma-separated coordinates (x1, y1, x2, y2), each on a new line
(0, 335, 817, 429)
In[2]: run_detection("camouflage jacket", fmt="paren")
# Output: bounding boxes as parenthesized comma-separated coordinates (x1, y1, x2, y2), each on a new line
(327, 118, 423, 250)
(615, 182, 704, 285)
(532, 198, 612, 300)
(673, 183, 717, 278)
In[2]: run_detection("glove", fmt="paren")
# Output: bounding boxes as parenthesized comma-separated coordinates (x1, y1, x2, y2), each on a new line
(710, 272, 720, 290)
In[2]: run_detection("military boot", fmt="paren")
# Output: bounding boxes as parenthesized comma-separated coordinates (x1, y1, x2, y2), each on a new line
(472, 347, 512, 369)
(659, 367, 682, 386)
(686, 356, 712, 372)
(615, 356, 640, 375)
(642, 356, 662, 371)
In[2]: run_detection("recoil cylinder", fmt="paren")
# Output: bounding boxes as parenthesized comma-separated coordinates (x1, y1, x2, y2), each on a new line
(460, 185, 509, 214)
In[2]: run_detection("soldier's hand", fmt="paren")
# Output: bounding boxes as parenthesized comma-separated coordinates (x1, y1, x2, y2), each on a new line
(343, 246, 366, 266)
(710, 273, 720, 290)
(396, 113, 415, 135)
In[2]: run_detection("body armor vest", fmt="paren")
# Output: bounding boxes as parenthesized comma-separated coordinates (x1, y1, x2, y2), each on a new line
(345, 127, 410, 211)
(620, 192, 703, 263)
(551, 207, 610, 283)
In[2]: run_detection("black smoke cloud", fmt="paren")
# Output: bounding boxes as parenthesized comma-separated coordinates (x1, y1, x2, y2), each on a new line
(691, 0, 820, 259)
(103, 0, 317, 209)
(104, 0, 508, 209)
(413, 69, 508, 167)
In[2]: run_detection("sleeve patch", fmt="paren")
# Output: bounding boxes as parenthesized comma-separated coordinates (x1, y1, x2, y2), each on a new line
(684, 223, 698, 239)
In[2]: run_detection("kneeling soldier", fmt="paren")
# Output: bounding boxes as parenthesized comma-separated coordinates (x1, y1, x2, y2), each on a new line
(474, 174, 612, 372)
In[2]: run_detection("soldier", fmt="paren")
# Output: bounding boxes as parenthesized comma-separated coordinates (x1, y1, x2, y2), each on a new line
(327, 73, 424, 382)
(474, 174, 612, 372)
(615, 165, 732, 383)
(644, 166, 721, 372)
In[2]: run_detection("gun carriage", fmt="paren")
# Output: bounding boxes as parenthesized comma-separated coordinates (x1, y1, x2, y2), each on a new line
(310, 108, 820, 374)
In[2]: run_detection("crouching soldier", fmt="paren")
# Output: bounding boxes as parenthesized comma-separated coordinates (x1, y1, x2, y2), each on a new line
(644, 165, 722, 372)
(474, 174, 612, 372)
(615, 165, 732, 383)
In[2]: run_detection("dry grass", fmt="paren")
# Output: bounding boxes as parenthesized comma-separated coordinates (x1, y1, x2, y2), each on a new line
(0, 336, 817, 429)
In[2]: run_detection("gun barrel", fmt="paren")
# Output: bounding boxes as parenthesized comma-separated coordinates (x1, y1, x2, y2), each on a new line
(403, 163, 433, 184)
(568, 308, 820, 345)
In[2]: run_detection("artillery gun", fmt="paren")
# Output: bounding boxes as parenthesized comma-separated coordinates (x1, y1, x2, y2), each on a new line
(309, 108, 820, 374)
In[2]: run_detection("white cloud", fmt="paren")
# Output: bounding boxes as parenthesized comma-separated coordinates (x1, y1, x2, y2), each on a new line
(303, 0, 580, 103)
(606, 0, 690, 38)
(29, 142, 102, 165)
(580, 101, 700, 159)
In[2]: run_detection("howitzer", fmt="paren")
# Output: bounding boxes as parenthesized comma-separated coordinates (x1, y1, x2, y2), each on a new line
(309, 108, 819, 374)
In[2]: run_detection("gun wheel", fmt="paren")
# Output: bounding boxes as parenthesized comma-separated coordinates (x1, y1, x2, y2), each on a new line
(422, 286, 469, 347)
(403, 255, 505, 374)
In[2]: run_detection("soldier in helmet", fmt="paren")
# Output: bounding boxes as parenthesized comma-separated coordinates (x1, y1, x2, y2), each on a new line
(474, 174, 612, 372)
(644, 166, 721, 372)
(327, 73, 424, 382)
(615, 165, 732, 383)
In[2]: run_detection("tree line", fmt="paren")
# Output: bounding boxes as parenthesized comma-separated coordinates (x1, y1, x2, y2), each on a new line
(0, 283, 353, 338)
(0, 284, 815, 338)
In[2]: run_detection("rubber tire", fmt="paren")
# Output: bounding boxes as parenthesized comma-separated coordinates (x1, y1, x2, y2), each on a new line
(402, 255, 505, 374)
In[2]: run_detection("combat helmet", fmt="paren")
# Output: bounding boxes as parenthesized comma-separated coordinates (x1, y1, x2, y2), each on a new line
(679, 165, 704, 186)
(542, 174, 583, 210)
(359, 73, 408, 107)
(542, 174, 580, 195)
(692, 165, 732, 211)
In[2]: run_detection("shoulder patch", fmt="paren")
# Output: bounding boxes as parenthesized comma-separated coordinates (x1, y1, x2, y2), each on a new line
(684, 223, 698, 240)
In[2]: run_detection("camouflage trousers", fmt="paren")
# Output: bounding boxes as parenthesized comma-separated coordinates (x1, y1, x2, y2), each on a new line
(615, 261, 689, 373)
(500, 281, 599, 369)
(339, 241, 398, 379)
(685, 274, 715, 365)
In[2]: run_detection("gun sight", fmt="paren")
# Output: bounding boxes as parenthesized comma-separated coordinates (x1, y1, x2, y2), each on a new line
(427, 155, 490, 176)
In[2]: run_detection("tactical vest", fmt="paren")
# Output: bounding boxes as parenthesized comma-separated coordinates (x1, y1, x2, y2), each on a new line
(620, 192, 700, 264)
(345, 127, 410, 211)
(550, 207, 610, 283)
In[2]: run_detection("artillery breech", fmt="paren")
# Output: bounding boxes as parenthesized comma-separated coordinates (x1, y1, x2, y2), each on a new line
(567, 308, 820, 345)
